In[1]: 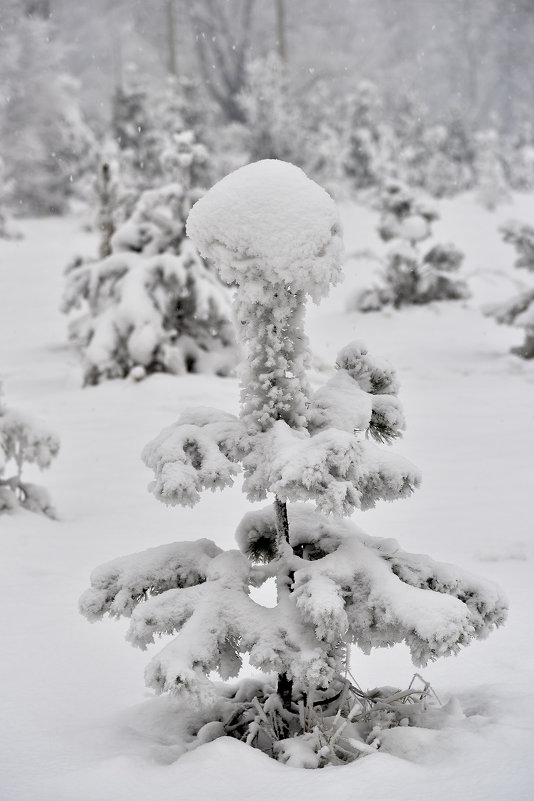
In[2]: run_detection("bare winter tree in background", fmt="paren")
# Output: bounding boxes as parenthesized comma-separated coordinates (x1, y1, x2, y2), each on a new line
(187, 0, 257, 122)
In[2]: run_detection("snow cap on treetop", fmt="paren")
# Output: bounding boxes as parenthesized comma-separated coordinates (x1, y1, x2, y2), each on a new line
(186, 159, 343, 301)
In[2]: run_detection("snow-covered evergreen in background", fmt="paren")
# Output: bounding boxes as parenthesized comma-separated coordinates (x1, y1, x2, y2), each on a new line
(61, 155, 236, 385)
(0, 156, 21, 239)
(355, 180, 469, 311)
(422, 125, 470, 198)
(0, 381, 59, 517)
(474, 129, 509, 211)
(0, 5, 95, 215)
(486, 220, 534, 358)
(239, 54, 302, 164)
(111, 73, 211, 197)
(80, 161, 506, 768)
(392, 91, 429, 188)
(502, 122, 534, 192)
(342, 80, 394, 191)
(111, 79, 159, 191)
(160, 130, 209, 202)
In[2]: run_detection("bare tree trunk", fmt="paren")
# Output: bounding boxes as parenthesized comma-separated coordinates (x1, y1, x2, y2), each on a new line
(275, 0, 287, 63)
(97, 164, 115, 260)
(109, 8, 123, 91)
(274, 495, 289, 545)
(166, 0, 179, 78)
(186, 0, 256, 122)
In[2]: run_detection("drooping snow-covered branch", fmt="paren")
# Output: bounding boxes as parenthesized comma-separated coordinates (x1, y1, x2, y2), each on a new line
(142, 407, 245, 506)
(79, 538, 223, 620)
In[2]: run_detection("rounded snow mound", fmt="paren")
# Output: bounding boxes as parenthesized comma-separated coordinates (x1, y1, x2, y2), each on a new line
(187, 160, 343, 300)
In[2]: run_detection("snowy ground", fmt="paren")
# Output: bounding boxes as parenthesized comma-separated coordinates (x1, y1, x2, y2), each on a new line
(1, 194, 534, 800)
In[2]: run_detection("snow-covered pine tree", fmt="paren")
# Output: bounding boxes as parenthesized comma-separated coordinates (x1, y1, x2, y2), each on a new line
(80, 161, 506, 767)
(111, 79, 159, 191)
(356, 179, 469, 311)
(61, 163, 236, 385)
(0, 9, 96, 215)
(393, 90, 429, 188)
(239, 53, 302, 164)
(296, 82, 346, 197)
(422, 125, 467, 198)
(474, 129, 509, 211)
(160, 129, 209, 204)
(111, 74, 212, 200)
(485, 220, 534, 358)
(0, 381, 59, 517)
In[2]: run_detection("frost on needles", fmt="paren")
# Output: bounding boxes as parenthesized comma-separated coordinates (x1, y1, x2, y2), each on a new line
(80, 160, 507, 767)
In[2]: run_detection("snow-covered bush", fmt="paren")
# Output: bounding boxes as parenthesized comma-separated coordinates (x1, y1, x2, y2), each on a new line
(62, 175, 236, 385)
(355, 180, 469, 311)
(80, 161, 506, 767)
(485, 220, 534, 358)
(0, 382, 59, 517)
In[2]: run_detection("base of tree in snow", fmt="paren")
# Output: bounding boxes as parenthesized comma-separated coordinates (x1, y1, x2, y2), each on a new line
(0, 382, 59, 517)
(80, 160, 506, 768)
(80, 503, 506, 767)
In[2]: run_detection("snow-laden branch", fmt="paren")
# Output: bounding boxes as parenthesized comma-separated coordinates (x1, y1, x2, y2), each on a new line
(79, 538, 222, 621)
(142, 407, 245, 506)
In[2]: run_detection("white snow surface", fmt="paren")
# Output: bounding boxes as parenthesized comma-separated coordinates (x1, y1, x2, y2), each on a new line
(2, 193, 534, 800)
(187, 159, 343, 299)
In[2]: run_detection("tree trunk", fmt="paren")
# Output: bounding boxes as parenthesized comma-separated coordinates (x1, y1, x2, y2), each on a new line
(275, 0, 287, 63)
(274, 495, 293, 712)
(276, 672, 293, 711)
(274, 495, 289, 544)
(166, 0, 178, 78)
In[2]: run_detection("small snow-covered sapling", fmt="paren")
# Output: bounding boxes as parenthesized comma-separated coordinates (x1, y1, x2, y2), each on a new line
(486, 220, 534, 358)
(62, 163, 236, 385)
(356, 180, 469, 311)
(0, 382, 59, 517)
(81, 161, 506, 767)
